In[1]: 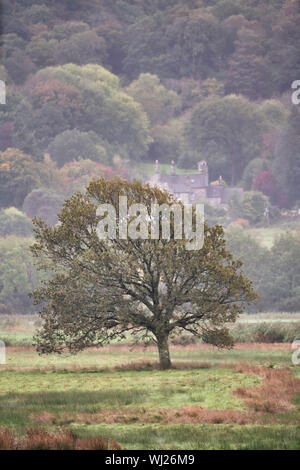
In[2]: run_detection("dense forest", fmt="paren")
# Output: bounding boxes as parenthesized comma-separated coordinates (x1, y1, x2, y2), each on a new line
(1, 0, 300, 204)
(0, 0, 299, 314)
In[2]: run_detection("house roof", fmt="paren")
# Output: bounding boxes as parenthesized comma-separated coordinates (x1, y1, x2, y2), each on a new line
(158, 173, 208, 193)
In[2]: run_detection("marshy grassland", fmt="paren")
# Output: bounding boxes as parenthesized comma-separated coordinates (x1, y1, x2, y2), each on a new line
(0, 314, 300, 450)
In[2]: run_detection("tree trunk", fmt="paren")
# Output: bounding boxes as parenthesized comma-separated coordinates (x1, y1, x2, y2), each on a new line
(156, 333, 171, 370)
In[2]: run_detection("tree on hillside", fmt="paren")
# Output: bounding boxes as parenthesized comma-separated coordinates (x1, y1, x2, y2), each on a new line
(266, 233, 300, 312)
(4, 48, 36, 85)
(123, 9, 224, 79)
(31, 178, 256, 369)
(0, 90, 38, 156)
(273, 106, 300, 206)
(228, 190, 280, 225)
(47, 130, 108, 167)
(269, 0, 300, 93)
(225, 26, 272, 100)
(185, 95, 265, 185)
(126, 74, 182, 163)
(54, 30, 107, 66)
(0, 148, 49, 209)
(25, 37, 57, 68)
(242, 157, 268, 190)
(126, 73, 181, 125)
(58, 159, 122, 196)
(149, 117, 185, 163)
(0, 236, 43, 315)
(19, 64, 152, 159)
(0, 122, 13, 151)
(23, 188, 65, 227)
(49, 22, 90, 41)
(225, 226, 272, 311)
(0, 207, 32, 237)
(252, 170, 285, 208)
(22, 78, 85, 152)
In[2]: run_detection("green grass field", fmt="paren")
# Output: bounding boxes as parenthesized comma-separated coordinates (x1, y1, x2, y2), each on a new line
(133, 162, 199, 180)
(0, 315, 300, 450)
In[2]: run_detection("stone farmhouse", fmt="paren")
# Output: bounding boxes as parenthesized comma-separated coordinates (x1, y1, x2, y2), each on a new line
(147, 160, 243, 207)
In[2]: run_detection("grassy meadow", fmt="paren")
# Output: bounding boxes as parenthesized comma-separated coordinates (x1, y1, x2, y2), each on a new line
(0, 314, 300, 450)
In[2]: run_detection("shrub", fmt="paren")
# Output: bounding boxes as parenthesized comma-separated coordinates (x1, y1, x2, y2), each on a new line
(229, 191, 280, 225)
(231, 322, 300, 343)
(204, 203, 228, 227)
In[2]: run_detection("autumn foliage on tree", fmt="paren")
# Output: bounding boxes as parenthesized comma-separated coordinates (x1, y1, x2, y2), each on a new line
(252, 170, 285, 208)
(58, 159, 128, 195)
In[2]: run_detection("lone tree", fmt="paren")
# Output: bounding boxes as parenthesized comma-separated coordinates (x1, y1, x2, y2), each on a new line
(31, 178, 256, 369)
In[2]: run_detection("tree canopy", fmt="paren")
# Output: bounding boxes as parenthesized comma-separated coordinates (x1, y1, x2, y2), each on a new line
(185, 95, 266, 184)
(0, 148, 50, 209)
(11, 64, 152, 161)
(31, 178, 256, 369)
(1, 0, 300, 207)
